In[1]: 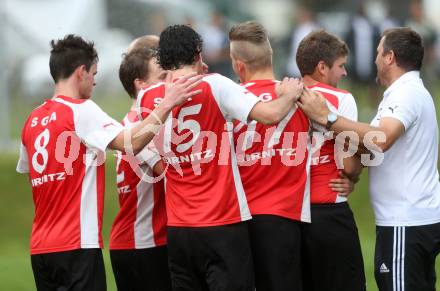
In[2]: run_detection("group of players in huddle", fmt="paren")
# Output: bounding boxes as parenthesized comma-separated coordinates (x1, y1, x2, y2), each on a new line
(18, 20, 429, 291)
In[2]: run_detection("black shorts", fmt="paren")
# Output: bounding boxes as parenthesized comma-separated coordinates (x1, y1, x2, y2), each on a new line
(31, 248, 106, 291)
(301, 202, 366, 291)
(110, 245, 171, 291)
(167, 221, 254, 291)
(249, 214, 302, 291)
(375, 223, 440, 291)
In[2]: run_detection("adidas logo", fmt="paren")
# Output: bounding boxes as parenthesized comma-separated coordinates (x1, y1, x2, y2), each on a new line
(380, 263, 390, 273)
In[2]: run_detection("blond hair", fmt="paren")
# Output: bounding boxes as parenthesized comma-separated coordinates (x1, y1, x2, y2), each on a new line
(229, 21, 273, 72)
(127, 35, 159, 53)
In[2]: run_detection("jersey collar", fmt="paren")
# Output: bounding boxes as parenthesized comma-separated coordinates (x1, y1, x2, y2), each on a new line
(383, 70, 421, 99)
(54, 95, 87, 104)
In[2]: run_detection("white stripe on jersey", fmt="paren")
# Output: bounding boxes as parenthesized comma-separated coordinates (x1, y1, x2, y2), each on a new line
(267, 106, 298, 148)
(311, 86, 349, 100)
(134, 170, 156, 248)
(81, 148, 100, 248)
(226, 121, 252, 221)
(136, 82, 166, 121)
(301, 133, 312, 223)
(121, 114, 158, 248)
(17, 142, 30, 173)
(163, 115, 173, 153)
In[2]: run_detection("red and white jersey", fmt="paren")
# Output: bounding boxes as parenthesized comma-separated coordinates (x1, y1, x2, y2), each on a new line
(308, 83, 358, 204)
(233, 80, 311, 222)
(109, 109, 167, 249)
(137, 73, 260, 227)
(16, 95, 123, 255)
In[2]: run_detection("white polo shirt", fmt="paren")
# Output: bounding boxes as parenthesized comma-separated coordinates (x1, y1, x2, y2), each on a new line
(369, 71, 440, 226)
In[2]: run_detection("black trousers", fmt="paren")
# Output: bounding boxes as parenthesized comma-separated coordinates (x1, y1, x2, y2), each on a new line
(375, 223, 440, 291)
(110, 246, 171, 291)
(31, 248, 106, 291)
(249, 215, 302, 291)
(301, 202, 366, 291)
(167, 222, 254, 291)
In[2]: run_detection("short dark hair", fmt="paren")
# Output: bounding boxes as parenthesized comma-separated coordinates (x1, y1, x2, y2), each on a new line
(119, 48, 156, 98)
(49, 34, 98, 83)
(157, 25, 203, 70)
(296, 30, 349, 76)
(382, 27, 424, 71)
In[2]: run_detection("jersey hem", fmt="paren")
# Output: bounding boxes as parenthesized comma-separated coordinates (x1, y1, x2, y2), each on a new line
(167, 215, 252, 227)
(250, 210, 306, 222)
(375, 217, 440, 227)
(109, 241, 167, 250)
(310, 200, 346, 205)
(30, 243, 101, 255)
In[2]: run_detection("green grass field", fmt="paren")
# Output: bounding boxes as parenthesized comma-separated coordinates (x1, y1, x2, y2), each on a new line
(1, 83, 440, 290)
(0, 154, 395, 291)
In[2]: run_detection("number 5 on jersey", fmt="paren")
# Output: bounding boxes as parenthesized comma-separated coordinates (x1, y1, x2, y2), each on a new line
(176, 104, 202, 153)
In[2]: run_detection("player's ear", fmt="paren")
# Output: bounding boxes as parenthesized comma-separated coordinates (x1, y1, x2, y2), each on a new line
(134, 78, 147, 92)
(75, 64, 87, 80)
(386, 50, 395, 66)
(316, 61, 328, 77)
(195, 52, 202, 63)
(236, 59, 246, 74)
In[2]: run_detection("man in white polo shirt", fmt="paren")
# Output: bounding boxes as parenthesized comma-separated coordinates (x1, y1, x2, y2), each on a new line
(298, 27, 440, 291)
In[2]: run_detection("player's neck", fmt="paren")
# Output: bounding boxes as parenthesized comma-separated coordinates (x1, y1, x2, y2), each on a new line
(130, 99, 137, 111)
(302, 75, 321, 87)
(246, 68, 275, 82)
(172, 65, 198, 79)
(53, 79, 81, 100)
(385, 66, 409, 88)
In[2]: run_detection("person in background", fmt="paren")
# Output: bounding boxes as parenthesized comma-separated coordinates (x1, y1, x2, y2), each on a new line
(198, 10, 231, 76)
(405, 0, 437, 86)
(286, 4, 320, 77)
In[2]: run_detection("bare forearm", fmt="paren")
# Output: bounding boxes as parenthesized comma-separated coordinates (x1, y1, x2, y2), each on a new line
(264, 96, 295, 124)
(110, 102, 172, 154)
(249, 77, 303, 125)
(328, 116, 385, 150)
(329, 116, 374, 143)
(129, 103, 172, 154)
(109, 72, 203, 153)
(298, 89, 386, 150)
(342, 156, 363, 183)
(250, 95, 295, 125)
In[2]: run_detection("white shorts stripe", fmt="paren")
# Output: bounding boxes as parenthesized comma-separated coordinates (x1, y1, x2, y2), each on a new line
(392, 226, 406, 291)
(401, 227, 406, 291)
(397, 227, 402, 291)
(393, 226, 397, 291)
